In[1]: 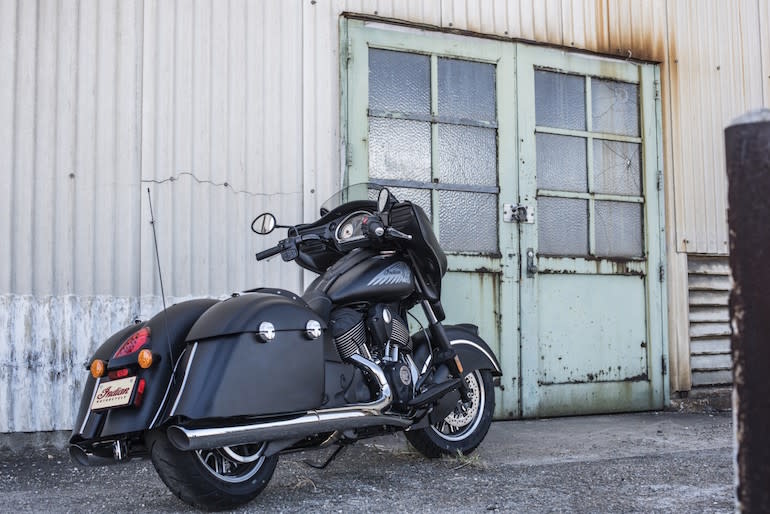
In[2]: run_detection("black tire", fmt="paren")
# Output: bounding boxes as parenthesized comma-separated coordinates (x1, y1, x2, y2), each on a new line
(146, 429, 278, 511)
(405, 369, 495, 458)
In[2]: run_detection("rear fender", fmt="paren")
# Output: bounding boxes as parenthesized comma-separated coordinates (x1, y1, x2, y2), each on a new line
(70, 299, 218, 445)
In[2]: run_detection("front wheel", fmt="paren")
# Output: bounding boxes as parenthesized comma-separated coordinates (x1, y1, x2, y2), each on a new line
(405, 369, 495, 458)
(146, 429, 278, 511)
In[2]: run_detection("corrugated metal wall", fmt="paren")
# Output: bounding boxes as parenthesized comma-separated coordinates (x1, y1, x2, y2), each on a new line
(0, 0, 145, 432)
(2, 0, 768, 431)
(0, 0, 305, 432)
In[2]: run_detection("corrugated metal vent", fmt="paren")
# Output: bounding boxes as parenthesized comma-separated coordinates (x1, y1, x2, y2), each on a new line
(688, 256, 732, 387)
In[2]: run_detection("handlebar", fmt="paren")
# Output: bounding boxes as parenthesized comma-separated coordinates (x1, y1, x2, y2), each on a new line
(256, 244, 283, 261)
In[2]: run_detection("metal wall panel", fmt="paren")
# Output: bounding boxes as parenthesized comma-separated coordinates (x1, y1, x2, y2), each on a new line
(0, 0, 144, 432)
(761, 0, 770, 108)
(139, 0, 304, 299)
(667, 0, 765, 254)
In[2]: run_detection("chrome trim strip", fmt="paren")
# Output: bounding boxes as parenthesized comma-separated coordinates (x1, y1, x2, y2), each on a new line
(169, 342, 198, 417)
(149, 347, 187, 428)
(451, 339, 502, 374)
(79, 377, 102, 435)
(420, 338, 502, 375)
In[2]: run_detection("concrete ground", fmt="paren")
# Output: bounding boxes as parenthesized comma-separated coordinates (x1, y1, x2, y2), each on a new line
(0, 411, 733, 513)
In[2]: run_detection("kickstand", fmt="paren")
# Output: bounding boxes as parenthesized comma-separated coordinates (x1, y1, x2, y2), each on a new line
(303, 444, 347, 470)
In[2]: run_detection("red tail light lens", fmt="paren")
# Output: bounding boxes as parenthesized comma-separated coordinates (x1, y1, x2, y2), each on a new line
(113, 327, 151, 358)
(134, 378, 147, 407)
(108, 368, 130, 380)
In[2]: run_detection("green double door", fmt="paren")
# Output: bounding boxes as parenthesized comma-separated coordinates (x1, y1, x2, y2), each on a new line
(343, 19, 667, 418)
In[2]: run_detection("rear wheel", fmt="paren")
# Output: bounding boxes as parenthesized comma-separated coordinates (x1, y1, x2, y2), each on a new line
(147, 429, 278, 511)
(406, 369, 494, 458)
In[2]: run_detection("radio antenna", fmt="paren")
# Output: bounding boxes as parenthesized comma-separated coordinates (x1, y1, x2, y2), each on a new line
(147, 188, 174, 375)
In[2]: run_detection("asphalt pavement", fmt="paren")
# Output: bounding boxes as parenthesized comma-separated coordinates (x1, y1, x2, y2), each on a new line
(0, 410, 733, 513)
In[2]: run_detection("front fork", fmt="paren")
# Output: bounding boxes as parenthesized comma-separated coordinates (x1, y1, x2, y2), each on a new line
(420, 300, 471, 403)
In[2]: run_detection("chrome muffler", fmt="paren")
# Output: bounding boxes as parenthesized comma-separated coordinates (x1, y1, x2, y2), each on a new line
(167, 354, 410, 452)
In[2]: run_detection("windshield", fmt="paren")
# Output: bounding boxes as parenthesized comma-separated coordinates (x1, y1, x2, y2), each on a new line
(319, 182, 399, 213)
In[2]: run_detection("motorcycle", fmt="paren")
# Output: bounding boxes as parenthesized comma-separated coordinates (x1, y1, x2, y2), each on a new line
(69, 183, 502, 511)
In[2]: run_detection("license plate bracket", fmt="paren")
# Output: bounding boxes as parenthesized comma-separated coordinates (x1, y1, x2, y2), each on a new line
(90, 376, 137, 411)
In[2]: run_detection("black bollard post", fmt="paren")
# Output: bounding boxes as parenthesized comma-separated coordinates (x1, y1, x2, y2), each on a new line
(725, 109, 770, 512)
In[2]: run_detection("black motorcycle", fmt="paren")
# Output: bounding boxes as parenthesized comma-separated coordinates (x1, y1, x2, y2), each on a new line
(69, 183, 502, 511)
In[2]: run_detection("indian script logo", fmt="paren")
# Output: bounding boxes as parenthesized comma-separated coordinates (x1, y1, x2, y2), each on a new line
(367, 262, 412, 287)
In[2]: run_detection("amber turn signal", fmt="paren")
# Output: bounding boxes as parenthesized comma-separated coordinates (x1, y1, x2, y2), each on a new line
(90, 359, 106, 378)
(137, 349, 153, 369)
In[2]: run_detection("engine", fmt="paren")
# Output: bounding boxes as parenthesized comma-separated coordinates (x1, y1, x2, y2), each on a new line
(329, 304, 414, 410)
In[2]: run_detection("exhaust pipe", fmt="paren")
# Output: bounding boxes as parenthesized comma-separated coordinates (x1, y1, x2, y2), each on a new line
(167, 354, 410, 452)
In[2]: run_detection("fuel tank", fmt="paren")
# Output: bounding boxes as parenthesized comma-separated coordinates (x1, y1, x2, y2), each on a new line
(325, 253, 415, 304)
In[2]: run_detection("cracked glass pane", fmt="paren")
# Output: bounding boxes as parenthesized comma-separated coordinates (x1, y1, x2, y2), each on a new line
(438, 58, 496, 122)
(538, 197, 588, 255)
(592, 140, 642, 196)
(438, 191, 497, 253)
(535, 70, 586, 130)
(438, 124, 497, 186)
(595, 201, 643, 257)
(368, 118, 431, 182)
(369, 49, 430, 115)
(591, 79, 639, 136)
(536, 133, 587, 192)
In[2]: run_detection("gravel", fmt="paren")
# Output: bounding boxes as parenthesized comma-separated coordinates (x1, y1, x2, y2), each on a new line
(0, 411, 734, 513)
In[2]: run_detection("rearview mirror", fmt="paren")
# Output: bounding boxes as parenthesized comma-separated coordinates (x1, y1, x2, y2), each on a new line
(251, 213, 277, 234)
(377, 188, 390, 213)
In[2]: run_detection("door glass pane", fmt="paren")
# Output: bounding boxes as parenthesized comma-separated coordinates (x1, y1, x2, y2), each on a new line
(369, 49, 430, 115)
(538, 197, 588, 255)
(535, 70, 586, 130)
(369, 118, 431, 182)
(438, 124, 497, 186)
(438, 191, 497, 253)
(438, 58, 496, 122)
(536, 133, 587, 192)
(593, 140, 642, 196)
(591, 78, 639, 136)
(595, 201, 643, 257)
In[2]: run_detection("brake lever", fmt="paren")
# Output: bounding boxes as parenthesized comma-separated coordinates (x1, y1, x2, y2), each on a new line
(385, 227, 412, 241)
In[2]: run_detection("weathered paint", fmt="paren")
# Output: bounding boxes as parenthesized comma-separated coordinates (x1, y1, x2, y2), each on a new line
(726, 110, 770, 511)
(0, 293, 200, 432)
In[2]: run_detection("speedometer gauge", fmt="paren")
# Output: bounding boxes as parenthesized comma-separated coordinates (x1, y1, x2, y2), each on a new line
(334, 211, 371, 243)
(340, 223, 355, 240)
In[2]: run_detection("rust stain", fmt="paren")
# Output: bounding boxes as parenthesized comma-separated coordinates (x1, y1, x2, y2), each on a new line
(591, 0, 666, 62)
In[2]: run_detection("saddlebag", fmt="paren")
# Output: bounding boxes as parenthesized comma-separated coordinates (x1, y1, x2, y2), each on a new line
(167, 292, 327, 420)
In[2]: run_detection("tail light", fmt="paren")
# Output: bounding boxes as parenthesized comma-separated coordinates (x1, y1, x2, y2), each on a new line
(113, 327, 151, 358)
(108, 368, 130, 380)
(134, 378, 147, 407)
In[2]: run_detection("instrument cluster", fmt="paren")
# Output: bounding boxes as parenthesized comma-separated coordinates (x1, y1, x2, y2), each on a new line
(334, 211, 371, 244)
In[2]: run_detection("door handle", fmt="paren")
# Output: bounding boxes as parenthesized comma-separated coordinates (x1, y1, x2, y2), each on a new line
(526, 248, 537, 278)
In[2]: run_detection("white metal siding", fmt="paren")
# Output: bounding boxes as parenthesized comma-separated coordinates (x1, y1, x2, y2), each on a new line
(688, 256, 732, 387)
(139, 0, 304, 299)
